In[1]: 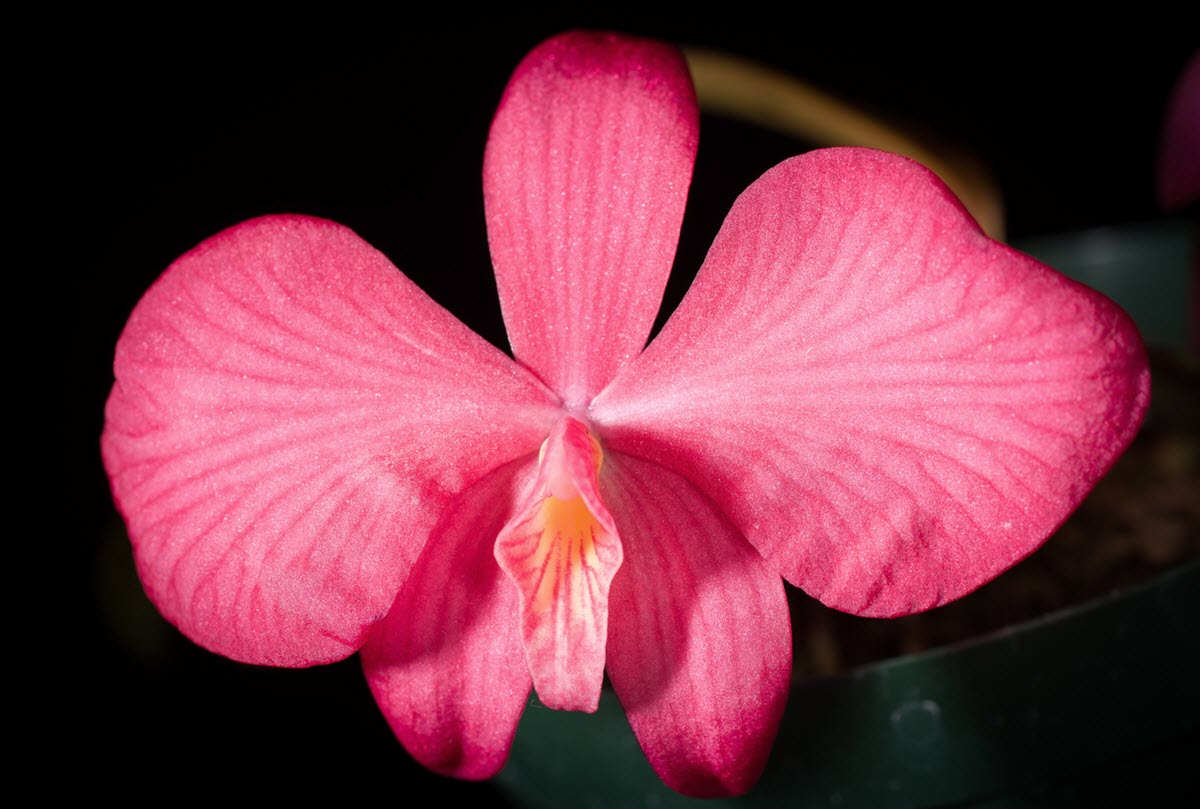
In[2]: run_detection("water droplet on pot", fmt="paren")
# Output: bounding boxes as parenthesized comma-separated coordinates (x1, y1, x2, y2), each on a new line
(890, 698, 943, 748)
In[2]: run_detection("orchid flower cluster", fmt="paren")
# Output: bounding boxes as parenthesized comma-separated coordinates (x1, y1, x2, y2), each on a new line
(102, 32, 1150, 797)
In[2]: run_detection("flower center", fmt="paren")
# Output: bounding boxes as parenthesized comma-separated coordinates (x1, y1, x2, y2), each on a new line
(494, 416, 623, 712)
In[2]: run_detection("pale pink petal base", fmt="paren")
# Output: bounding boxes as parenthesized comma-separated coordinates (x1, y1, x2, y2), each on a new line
(484, 31, 699, 407)
(594, 148, 1150, 618)
(602, 452, 791, 798)
(103, 215, 559, 666)
(361, 460, 535, 780)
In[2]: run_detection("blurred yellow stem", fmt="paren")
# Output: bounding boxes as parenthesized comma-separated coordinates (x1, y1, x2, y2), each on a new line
(685, 48, 1006, 241)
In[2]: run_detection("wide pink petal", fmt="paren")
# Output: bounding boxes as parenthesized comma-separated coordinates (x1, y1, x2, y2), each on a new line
(361, 459, 534, 780)
(592, 148, 1150, 617)
(103, 215, 559, 666)
(602, 451, 791, 798)
(484, 30, 698, 408)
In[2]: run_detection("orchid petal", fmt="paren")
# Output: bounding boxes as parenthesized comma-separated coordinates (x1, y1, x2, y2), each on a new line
(361, 459, 533, 780)
(593, 148, 1150, 617)
(484, 30, 699, 408)
(601, 451, 790, 798)
(495, 417, 622, 712)
(102, 215, 559, 666)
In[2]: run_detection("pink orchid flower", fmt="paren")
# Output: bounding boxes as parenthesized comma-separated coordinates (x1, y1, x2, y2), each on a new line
(102, 31, 1150, 797)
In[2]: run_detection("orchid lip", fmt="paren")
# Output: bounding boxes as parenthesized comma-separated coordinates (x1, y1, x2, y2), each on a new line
(495, 416, 622, 712)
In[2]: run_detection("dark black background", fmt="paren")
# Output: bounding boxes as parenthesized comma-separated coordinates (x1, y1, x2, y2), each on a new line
(60, 17, 1193, 802)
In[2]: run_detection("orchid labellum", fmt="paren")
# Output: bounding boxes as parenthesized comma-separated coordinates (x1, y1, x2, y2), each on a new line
(102, 31, 1150, 797)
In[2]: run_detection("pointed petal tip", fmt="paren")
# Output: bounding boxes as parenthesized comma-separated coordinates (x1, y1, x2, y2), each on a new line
(515, 30, 698, 111)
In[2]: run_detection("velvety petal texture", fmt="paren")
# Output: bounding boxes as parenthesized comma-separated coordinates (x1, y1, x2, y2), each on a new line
(601, 452, 791, 798)
(495, 417, 622, 712)
(103, 215, 559, 666)
(484, 30, 699, 408)
(593, 148, 1150, 617)
(362, 460, 534, 780)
